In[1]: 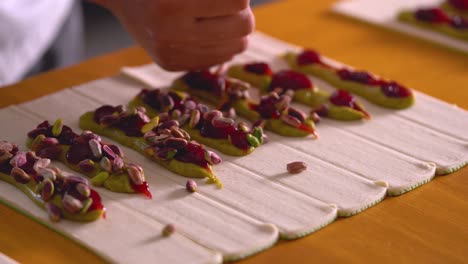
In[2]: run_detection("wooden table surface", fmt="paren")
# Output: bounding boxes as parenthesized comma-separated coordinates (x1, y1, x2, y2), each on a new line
(1, 0, 467, 263)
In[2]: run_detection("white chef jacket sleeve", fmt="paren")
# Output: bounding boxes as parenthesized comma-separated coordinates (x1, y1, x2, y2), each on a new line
(0, 0, 74, 86)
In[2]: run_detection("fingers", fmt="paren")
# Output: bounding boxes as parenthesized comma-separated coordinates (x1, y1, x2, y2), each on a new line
(155, 8, 255, 44)
(154, 37, 249, 71)
(105, 0, 255, 71)
(194, 8, 255, 41)
(156, 0, 250, 18)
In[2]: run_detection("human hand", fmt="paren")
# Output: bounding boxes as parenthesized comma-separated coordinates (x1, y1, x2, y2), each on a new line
(93, 0, 255, 71)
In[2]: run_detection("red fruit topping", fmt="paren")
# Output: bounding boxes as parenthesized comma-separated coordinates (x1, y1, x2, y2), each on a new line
(131, 181, 152, 199)
(55, 126, 78, 145)
(298, 124, 318, 137)
(139, 89, 185, 113)
(337, 69, 383, 86)
(297, 50, 322, 65)
(451, 16, 468, 29)
(252, 98, 281, 119)
(414, 8, 451, 23)
(176, 143, 210, 168)
(28, 122, 77, 145)
(269, 70, 313, 91)
(117, 112, 149, 137)
(93, 105, 116, 123)
(18, 153, 38, 175)
(244, 63, 273, 75)
(229, 130, 250, 150)
(88, 189, 105, 212)
(329, 90, 356, 108)
(182, 71, 225, 96)
(66, 143, 94, 164)
(314, 104, 329, 117)
(27, 127, 48, 140)
(200, 123, 236, 139)
(449, 0, 468, 10)
(380, 82, 412, 98)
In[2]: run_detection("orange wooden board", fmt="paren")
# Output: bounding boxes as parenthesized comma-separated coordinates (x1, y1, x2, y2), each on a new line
(0, 1, 467, 263)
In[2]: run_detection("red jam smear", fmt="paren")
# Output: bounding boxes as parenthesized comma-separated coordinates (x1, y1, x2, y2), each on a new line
(181, 71, 225, 97)
(243, 62, 273, 75)
(298, 124, 318, 137)
(336, 69, 412, 99)
(329, 90, 369, 118)
(415, 8, 451, 23)
(297, 50, 323, 66)
(336, 69, 385, 86)
(380, 82, 413, 98)
(131, 181, 152, 199)
(449, 0, 468, 10)
(88, 189, 104, 211)
(88, 189, 106, 218)
(414, 8, 468, 29)
(269, 70, 314, 91)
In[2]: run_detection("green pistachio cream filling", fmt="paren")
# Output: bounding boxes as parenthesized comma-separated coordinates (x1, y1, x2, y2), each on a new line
(398, 10, 468, 41)
(283, 52, 415, 109)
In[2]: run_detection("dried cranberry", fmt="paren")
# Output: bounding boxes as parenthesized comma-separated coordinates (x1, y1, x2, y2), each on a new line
(314, 104, 329, 117)
(448, 0, 468, 10)
(229, 131, 250, 150)
(37, 121, 51, 129)
(381, 82, 412, 98)
(200, 122, 236, 139)
(93, 105, 116, 123)
(117, 112, 149, 137)
(269, 70, 313, 91)
(0, 164, 12, 175)
(139, 89, 160, 109)
(415, 8, 450, 23)
(19, 154, 37, 175)
(451, 16, 468, 29)
(182, 71, 225, 96)
(10, 145, 19, 156)
(168, 91, 185, 109)
(297, 50, 322, 65)
(66, 143, 93, 164)
(28, 122, 77, 144)
(329, 90, 355, 108)
(244, 63, 273, 75)
(176, 143, 209, 168)
(253, 97, 281, 119)
(27, 127, 48, 139)
(57, 126, 78, 145)
(337, 69, 382, 85)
